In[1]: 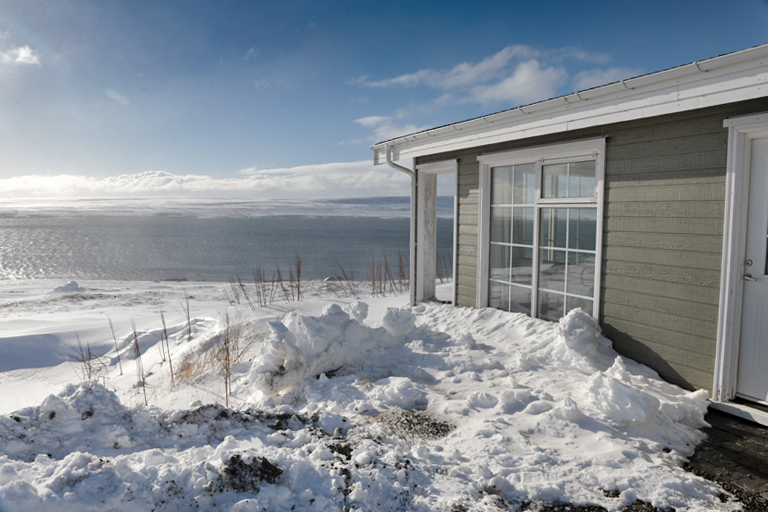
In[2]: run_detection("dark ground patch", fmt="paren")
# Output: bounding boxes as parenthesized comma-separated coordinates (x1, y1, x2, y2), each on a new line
(686, 408, 768, 511)
(218, 453, 283, 493)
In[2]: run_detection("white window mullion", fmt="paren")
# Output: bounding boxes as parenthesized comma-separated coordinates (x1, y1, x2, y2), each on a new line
(531, 159, 543, 318)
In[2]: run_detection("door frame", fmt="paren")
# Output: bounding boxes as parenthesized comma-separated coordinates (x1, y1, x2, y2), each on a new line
(414, 159, 458, 304)
(714, 112, 768, 406)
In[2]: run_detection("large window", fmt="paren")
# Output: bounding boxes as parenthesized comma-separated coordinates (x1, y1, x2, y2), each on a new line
(478, 139, 605, 321)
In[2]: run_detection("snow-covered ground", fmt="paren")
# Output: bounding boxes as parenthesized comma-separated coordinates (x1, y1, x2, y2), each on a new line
(0, 279, 736, 511)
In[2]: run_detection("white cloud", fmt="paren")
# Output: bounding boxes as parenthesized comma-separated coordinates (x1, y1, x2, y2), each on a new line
(358, 45, 537, 91)
(350, 45, 636, 143)
(551, 48, 612, 65)
(470, 60, 567, 106)
(1, 45, 41, 65)
(354, 116, 429, 141)
(572, 66, 643, 91)
(244, 47, 259, 60)
(354, 115, 390, 128)
(105, 89, 130, 106)
(0, 163, 414, 199)
(352, 44, 618, 108)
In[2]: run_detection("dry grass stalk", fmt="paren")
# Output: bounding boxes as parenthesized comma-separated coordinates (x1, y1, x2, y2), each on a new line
(397, 249, 408, 293)
(436, 250, 444, 284)
(72, 332, 104, 381)
(288, 267, 296, 302)
(221, 312, 233, 407)
(382, 253, 397, 295)
(132, 321, 148, 406)
(436, 249, 453, 283)
(228, 276, 241, 304)
(107, 315, 123, 376)
(181, 290, 192, 344)
(295, 255, 302, 302)
(253, 266, 272, 307)
(175, 312, 259, 403)
(237, 275, 256, 310)
(328, 265, 356, 297)
(160, 310, 175, 389)
(366, 251, 377, 297)
(276, 264, 291, 302)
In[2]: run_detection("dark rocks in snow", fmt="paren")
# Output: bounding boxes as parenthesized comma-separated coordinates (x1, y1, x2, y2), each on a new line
(327, 442, 353, 460)
(219, 453, 282, 492)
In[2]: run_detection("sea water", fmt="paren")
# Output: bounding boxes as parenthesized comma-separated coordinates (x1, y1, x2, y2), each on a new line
(0, 198, 454, 282)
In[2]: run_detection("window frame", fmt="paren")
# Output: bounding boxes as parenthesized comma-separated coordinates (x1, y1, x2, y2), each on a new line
(476, 138, 606, 321)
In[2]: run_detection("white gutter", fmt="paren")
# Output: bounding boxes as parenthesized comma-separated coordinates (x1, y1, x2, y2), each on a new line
(385, 144, 417, 307)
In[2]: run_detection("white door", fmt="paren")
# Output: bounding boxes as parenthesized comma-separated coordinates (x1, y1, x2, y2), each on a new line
(737, 136, 768, 402)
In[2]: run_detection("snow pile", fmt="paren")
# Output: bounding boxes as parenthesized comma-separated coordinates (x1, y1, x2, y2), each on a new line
(0, 292, 732, 511)
(52, 281, 85, 293)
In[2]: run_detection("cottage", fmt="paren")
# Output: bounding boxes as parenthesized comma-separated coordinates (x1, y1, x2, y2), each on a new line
(371, 44, 768, 424)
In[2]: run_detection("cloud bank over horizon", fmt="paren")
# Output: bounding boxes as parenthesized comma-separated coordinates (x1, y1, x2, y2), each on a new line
(0, 161, 432, 200)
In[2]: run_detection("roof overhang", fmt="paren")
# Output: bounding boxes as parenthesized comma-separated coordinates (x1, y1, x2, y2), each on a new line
(371, 44, 768, 164)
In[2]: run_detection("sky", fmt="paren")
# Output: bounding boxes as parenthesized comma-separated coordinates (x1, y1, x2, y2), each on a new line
(1, 0, 768, 200)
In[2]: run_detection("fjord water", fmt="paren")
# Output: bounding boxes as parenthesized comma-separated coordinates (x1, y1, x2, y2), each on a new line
(0, 215, 454, 282)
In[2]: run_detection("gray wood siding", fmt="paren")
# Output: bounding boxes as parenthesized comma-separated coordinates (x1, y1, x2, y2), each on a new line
(455, 159, 479, 307)
(415, 97, 768, 392)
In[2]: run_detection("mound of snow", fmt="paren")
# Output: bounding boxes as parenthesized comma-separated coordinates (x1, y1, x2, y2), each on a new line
(0, 297, 731, 512)
(245, 303, 404, 396)
(52, 281, 85, 293)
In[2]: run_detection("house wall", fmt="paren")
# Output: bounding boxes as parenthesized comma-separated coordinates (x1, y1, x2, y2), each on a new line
(416, 97, 768, 392)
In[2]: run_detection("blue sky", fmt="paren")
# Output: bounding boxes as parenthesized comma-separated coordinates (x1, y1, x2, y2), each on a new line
(1, 0, 768, 199)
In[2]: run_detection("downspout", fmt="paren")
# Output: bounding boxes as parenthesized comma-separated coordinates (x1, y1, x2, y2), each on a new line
(385, 144, 417, 307)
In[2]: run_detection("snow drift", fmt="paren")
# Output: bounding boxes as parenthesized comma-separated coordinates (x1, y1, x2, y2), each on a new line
(0, 296, 730, 512)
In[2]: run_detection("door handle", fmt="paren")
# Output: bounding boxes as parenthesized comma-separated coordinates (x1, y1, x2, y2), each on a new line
(745, 273, 759, 282)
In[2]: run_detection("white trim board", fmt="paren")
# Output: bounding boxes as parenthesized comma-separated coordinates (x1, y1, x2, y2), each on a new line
(709, 400, 768, 427)
(414, 160, 458, 304)
(713, 112, 768, 403)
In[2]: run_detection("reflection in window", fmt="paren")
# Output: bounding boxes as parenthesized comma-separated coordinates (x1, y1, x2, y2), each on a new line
(483, 142, 602, 322)
(543, 160, 596, 199)
(489, 163, 535, 315)
(538, 207, 596, 319)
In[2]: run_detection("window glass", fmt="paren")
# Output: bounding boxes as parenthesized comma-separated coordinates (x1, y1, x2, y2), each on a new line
(490, 207, 511, 244)
(510, 246, 533, 285)
(483, 143, 601, 322)
(543, 161, 596, 198)
(540, 208, 568, 248)
(566, 296, 593, 317)
(491, 166, 514, 204)
(513, 163, 536, 205)
(568, 209, 597, 251)
(538, 290, 564, 321)
(488, 281, 510, 311)
(570, 161, 596, 197)
(539, 248, 566, 292)
(566, 252, 595, 297)
(512, 207, 534, 245)
(509, 285, 532, 315)
(542, 163, 567, 198)
(489, 245, 510, 281)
